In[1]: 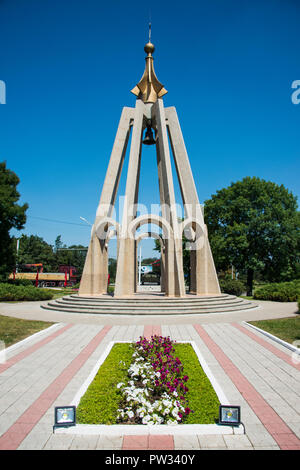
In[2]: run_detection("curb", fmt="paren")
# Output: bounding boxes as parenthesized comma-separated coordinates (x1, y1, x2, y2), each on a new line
(243, 320, 300, 353)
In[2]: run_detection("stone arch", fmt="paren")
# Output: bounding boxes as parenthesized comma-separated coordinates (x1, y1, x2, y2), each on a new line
(180, 218, 205, 251)
(95, 217, 121, 243)
(124, 214, 176, 296)
(128, 214, 173, 241)
(135, 231, 164, 248)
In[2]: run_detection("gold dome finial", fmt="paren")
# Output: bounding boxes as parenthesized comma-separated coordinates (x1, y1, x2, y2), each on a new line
(144, 22, 155, 55)
(131, 24, 167, 103)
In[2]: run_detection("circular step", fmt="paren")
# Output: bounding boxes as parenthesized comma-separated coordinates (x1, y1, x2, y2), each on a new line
(41, 294, 257, 315)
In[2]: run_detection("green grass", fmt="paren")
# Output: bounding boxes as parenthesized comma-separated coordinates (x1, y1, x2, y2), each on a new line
(174, 343, 220, 424)
(51, 286, 113, 299)
(0, 314, 54, 347)
(76, 342, 220, 425)
(248, 316, 300, 344)
(76, 343, 133, 424)
(50, 288, 77, 299)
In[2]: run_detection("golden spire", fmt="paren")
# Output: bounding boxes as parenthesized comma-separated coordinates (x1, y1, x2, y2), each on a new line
(131, 24, 167, 103)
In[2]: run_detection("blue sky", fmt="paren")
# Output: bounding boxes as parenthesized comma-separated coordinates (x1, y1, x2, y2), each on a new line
(0, 0, 299, 259)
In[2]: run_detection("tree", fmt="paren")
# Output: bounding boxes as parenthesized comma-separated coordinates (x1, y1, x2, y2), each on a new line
(55, 242, 87, 276)
(16, 234, 56, 272)
(14, 233, 88, 279)
(54, 235, 63, 253)
(108, 258, 117, 282)
(204, 177, 300, 295)
(0, 162, 28, 279)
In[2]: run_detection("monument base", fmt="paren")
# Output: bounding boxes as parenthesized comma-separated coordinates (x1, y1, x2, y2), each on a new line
(42, 292, 257, 315)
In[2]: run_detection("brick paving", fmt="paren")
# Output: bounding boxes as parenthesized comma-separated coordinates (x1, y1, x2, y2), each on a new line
(0, 300, 299, 450)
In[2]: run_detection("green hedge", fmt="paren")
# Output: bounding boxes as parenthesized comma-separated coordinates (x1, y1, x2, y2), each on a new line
(219, 279, 246, 296)
(253, 280, 300, 302)
(0, 283, 55, 301)
(5, 278, 33, 287)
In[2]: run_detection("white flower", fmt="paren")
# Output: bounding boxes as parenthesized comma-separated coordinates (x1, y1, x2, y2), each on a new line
(116, 343, 188, 426)
(167, 419, 178, 426)
(162, 399, 172, 407)
(142, 415, 152, 424)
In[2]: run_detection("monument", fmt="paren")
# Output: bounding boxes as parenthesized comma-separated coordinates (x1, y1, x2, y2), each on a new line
(79, 33, 221, 298)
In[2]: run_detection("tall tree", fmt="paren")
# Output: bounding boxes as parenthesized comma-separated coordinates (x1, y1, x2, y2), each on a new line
(54, 235, 63, 253)
(108, 258, 117, 282)
(16, 234, 56, 272)
(0, 162, 28, 279)
(55, 243, 87, 276)
(204, 177, 300, 295)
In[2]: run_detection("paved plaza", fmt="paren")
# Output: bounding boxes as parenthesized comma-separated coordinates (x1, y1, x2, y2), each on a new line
(0, 298, 299, 450)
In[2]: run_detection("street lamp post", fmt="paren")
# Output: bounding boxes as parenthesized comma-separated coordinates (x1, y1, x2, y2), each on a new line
(16, 238, 20, 273)
(138, 246, 142, 286)
(80, 216, 92, 226)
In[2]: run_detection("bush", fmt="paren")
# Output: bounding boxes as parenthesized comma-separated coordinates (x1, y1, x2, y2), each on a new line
(5, 278, 33, 287)
(219, 279, 246, 296)
(108, 285, 115, 294)
(0, 283, 54, 301)
(253, 280, 300, 302)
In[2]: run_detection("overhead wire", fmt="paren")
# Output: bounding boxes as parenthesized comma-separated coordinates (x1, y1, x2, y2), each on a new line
(27, 215, 90, 227)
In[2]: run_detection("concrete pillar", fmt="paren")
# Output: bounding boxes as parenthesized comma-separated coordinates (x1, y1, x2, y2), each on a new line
(152, 99, 185, 297)
(114, 99, 144, 297)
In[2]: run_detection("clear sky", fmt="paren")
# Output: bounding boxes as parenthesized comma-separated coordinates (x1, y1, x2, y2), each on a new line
(0, 0, 299, 259)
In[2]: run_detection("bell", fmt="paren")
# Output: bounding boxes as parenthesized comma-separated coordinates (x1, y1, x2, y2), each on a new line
(142, 125, 156, 145)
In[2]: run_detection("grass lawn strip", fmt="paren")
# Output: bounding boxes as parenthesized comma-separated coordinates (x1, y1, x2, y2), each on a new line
(248, 317, 300, 345)
(0, 314, 54, 347)
(76, 340, 220, 425)
(173, 343, 220, 424)
(76, 343, 133, 425)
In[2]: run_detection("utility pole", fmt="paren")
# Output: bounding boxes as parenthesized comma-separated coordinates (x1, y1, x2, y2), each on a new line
(16, 239, 20, 273)
(138, 246, 142, 286)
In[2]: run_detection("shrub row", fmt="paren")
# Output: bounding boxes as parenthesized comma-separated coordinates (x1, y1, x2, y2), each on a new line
(0, 283, 54, 301)
(219, 278, 246, 296)
(253, 280, 300, 302)
(5, 278, 34, 287)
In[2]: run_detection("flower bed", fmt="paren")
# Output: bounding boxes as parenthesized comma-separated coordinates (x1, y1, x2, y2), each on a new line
(116, 335, 191, 425)
(76, 336, 220, 426)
